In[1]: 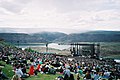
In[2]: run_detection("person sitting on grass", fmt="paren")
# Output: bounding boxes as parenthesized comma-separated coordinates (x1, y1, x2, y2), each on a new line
(36, 63, 41, 72)
(83, 71, 92, 80)
(69, 73, 74, 80)
(78, 68, 83, 77)
(57, 76, 64, 80)
(63, 67, 71, 80)
(76, 73, 80, 80)
(15, 65, 29, 80)
(11, 74, 21, 80)
(28, 65, 34, 76)
(93, 72, 100, 80)
(48, 66, 56, 75)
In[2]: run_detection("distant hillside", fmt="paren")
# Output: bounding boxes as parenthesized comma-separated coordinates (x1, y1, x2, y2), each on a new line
(32, 32, 67, 42)
(54, 31, 120, 42)
(0, 33, 46, 43)
(0, 31, 120, 43)
(0, 32, 67, 43)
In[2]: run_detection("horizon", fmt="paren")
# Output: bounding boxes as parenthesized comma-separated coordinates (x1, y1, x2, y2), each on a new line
(0, 28, 120, 34)
(0, 0, 120, 33)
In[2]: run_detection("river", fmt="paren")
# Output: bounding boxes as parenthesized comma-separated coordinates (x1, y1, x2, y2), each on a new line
(15, 42, 120, 63)
(17, 43, 70, 50)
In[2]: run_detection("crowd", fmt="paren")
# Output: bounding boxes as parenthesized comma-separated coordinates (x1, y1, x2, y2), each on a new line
(0, 42, 120, 80)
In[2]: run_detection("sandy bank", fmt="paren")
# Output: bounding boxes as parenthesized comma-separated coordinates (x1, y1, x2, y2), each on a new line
(29, 47, 71, 55)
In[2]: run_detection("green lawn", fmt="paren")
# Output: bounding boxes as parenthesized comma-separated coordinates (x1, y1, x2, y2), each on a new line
(0, 61, 107, 80)
(26, 74, 63, 80)
(0, 61, 14, 79)
(0, 61, 63, 80)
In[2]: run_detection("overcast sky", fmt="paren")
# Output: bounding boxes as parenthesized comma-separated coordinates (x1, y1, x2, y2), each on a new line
(0, 0, 120, 33)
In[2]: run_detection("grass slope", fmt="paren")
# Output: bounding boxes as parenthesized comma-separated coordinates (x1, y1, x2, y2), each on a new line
(100, 42, 120, 57)
(26, 74, 63, 80)
(0, 61, 14, 79)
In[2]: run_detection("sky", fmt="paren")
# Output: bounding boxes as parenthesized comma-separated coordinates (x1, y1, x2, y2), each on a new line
(0, 0, 120, 33)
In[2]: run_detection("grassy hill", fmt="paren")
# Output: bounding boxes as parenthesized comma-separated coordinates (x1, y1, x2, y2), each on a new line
(0, 41, 119, 80)
(0, 61, 64, 80)
(55, 31, 120, 42)
(26, 74, 63, 80)
(0, 32, 67, 43)
(100, 42, 120, 57)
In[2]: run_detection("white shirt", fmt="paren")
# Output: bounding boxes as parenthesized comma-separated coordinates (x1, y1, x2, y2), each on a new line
(15, 68, 23, 78)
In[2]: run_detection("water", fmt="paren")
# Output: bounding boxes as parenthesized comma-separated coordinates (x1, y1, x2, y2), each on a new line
(16, 43, 120, 62)
(17, 43, 70, 50)
(114, 59, 120, 63)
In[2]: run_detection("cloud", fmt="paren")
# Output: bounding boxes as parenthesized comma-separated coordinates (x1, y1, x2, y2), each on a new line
(0, 0, 31, 14)
(0, 0, 120, 33)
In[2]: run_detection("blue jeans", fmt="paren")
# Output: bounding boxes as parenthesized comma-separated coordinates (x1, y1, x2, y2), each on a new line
(0, 73, 9, 80)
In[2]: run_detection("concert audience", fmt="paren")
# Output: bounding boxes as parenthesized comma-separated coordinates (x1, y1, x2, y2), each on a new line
(0, 42, 120, 80)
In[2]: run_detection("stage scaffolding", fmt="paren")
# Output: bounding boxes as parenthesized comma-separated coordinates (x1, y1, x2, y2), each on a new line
(70, 43, 100, 58)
